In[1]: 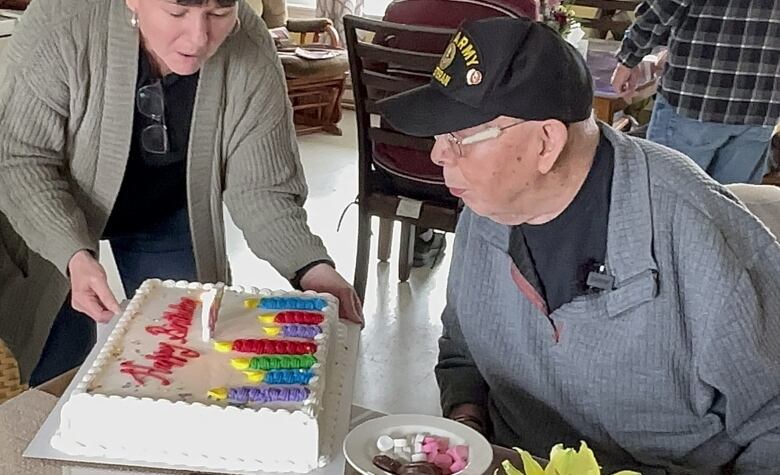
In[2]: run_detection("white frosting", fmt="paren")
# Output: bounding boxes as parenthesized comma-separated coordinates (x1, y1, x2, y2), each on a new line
(52, 279, 342, 473)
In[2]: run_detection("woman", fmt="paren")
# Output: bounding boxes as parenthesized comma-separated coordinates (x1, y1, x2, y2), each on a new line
(0, 0, 362, 386)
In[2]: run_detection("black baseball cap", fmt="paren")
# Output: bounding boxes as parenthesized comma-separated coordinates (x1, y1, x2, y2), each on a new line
(377, 17, 594, 137)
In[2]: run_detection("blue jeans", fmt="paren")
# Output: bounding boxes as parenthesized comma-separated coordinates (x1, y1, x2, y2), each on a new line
(647, 96, 775, 184)
(28, 208, 197, 386)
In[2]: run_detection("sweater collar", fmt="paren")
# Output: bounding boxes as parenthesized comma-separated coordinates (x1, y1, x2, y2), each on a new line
(600, 124, 658, 286)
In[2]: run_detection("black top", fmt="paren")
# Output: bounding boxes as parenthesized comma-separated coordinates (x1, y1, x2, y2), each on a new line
(103, 48, 199, 237)
(509, 134, 614, 313)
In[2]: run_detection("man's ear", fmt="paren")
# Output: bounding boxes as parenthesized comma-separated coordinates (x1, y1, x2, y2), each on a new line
(536, 120, 568, 175)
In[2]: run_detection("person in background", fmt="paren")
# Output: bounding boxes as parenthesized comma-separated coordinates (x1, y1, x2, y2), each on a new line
(611, 0, 779, 184)
(380, 16, 780, 473)
(0, 0, 362, 387)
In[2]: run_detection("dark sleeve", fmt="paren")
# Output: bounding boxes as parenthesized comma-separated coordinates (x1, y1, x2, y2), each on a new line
(289, 259, 335, 290)
(616, 0, 689, 68)
(434, 209, 489, 416)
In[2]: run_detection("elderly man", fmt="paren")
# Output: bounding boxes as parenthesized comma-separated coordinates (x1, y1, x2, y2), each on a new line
(378, 17, 780, 474)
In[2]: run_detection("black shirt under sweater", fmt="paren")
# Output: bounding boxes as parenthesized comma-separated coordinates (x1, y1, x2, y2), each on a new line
(103, 49, 330, 287)
(103, 48, 199, 237)
(509, 134, 614, 313)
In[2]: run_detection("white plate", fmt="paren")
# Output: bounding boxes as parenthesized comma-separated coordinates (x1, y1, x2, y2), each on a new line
(295, 46, 341, 60)
(343, 414, 492, 475)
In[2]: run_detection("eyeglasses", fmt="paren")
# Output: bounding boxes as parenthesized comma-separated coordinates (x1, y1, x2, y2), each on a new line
(435, 120, 524, 158)
(136, 80, 170, 154)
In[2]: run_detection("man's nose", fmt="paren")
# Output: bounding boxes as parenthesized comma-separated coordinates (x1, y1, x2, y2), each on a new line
(431, 138, 457, 167)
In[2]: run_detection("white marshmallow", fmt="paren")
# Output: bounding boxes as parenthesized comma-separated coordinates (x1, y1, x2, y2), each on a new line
(377, 435, 395, 452)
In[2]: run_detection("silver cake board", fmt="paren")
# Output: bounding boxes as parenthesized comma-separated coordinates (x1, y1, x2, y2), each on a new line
(24, 305, 361, 475)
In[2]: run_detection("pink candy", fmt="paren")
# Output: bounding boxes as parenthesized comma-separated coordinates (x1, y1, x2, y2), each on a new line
(389, 434, 469, 475)
(433, 453, 453, 467)
(418, 438, 469, 474)
(453, 445, 469, 459)
(450, 461, 467, 473)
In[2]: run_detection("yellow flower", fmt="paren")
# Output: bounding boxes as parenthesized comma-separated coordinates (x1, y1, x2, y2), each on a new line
(498, 441, 641, 475)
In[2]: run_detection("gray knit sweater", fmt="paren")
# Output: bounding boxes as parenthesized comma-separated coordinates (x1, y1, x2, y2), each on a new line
(436, 126, 780, 474)
(0, 0, 330, 380)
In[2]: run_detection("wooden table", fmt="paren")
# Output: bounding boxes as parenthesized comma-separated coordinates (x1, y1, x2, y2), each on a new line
(587, 39, 661, 123)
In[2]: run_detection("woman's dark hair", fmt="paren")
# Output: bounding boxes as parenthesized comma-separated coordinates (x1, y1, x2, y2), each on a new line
(176, 0, 239, 6)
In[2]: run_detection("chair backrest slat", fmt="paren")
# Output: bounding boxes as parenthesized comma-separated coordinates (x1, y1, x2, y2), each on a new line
(369, 128, 434, 152)
(355, 42, 443, 74)
(345, 14, 456, 201)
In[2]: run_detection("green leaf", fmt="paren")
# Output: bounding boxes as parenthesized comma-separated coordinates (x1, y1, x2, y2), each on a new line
(568, 442, 602, 472)
(516, 447, 546, 475)
(501, 443, 641, 475)
(501, 460, 526, 475)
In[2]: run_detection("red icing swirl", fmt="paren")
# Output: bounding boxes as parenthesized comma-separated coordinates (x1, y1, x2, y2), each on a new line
(273, 311, 324, 325)
(232, 339, 317, 355)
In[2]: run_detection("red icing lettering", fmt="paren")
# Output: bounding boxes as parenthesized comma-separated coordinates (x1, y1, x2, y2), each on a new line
(163, 342, 200, 359)
(145, 342, 200, 372)
(145, 325, 188, 343)
(144, 297, 198, 343)
(120, 361, 172, 386)
(124, 297, 200, 386)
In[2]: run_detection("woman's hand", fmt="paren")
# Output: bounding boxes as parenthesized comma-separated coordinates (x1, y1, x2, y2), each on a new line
(299, 263, 364, 326)
(67, 250, 120, 323)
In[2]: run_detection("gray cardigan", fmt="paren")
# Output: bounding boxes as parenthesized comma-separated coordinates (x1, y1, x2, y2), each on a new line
(0, 0, 330, 381)
(436, 126, 780, 473)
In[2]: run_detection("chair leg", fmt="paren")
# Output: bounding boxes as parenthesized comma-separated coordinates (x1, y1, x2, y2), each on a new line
(377, 218, 393, 262)
(353, 210, 371, 304)
(323, 125, 343, 136)
(398, 222, 416, 283)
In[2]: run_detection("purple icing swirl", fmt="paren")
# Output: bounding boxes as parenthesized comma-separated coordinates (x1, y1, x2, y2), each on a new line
(228, 386, 311, 404)
(282, 324, 322, 339)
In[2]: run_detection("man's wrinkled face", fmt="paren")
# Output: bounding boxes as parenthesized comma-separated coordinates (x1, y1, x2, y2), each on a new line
(431, 116, 552, 224)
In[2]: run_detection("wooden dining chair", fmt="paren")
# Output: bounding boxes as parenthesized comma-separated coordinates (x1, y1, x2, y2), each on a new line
(343, 15, 463, 301)
(0, 338, 25, 404)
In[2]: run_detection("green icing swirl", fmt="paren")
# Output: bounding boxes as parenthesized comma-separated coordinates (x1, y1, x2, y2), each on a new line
(248, 354, 318, 371)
